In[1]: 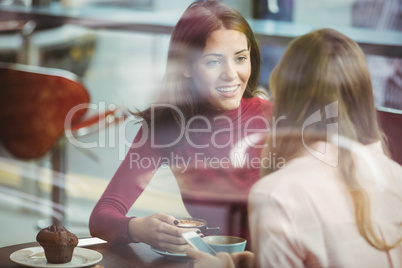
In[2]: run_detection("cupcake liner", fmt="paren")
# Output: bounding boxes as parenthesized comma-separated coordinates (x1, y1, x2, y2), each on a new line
(41, 244, 76, 264)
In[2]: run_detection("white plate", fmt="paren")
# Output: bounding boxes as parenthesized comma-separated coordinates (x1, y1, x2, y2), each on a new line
(9, 247, 103, 268)
(150, 247, 190, 261)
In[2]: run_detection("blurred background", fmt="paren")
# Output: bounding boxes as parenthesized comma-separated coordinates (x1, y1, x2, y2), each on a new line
(0, 0, 401, 247)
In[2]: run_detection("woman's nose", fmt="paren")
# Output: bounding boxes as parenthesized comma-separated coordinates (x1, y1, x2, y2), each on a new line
(220, 62, 237, 81)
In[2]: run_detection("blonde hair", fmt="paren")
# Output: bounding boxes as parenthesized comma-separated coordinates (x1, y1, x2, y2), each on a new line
(262, 28, 401, 251)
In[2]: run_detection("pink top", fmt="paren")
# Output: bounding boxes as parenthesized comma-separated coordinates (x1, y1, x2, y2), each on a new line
(90, 97, 273, 243)
(249, 141, 402, 268)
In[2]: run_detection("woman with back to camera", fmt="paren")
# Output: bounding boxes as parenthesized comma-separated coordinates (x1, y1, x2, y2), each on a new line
(89, 0, 273, 253)
(187, 28, 402, 267)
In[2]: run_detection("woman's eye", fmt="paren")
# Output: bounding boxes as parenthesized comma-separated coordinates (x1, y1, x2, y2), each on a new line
(206, 59, 221, 67)
(236, 56, 247, 63)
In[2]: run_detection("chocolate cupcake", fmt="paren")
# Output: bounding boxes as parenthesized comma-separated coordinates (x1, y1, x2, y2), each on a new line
(36, 225, 78, 264)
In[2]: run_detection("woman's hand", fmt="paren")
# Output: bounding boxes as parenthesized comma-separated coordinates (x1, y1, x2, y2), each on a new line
(186, 248, 256, 268)
(231, 251, 256, 268)
(128, 213, 200, 253)
(186, 247, 235, 268)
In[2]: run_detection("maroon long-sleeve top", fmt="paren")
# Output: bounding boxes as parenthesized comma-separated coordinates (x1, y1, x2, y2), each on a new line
(89, 97, 273, 244)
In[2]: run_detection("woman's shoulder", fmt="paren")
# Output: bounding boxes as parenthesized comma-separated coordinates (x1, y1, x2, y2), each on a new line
(251, 154, 336, 200)
(361, 141, 402, 186)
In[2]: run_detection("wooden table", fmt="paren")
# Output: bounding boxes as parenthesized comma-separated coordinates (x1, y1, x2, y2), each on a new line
(0, 240, 190, 267)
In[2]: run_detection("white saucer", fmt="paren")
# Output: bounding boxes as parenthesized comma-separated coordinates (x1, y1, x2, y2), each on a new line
(9, 247, 103, 268)
(150, 247, 191, 261)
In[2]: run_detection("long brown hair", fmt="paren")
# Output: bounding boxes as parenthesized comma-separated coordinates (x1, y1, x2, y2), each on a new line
(262, 28, 401, 251)
(134, 0, 262, 126)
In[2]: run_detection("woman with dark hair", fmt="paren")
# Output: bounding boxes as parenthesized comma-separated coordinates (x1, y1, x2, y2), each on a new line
(187, 28, 402, 267)
(89, 0, 273, 253)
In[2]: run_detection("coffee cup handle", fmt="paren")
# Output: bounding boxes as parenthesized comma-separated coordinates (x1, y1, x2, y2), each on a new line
(206, 226, 220, 236)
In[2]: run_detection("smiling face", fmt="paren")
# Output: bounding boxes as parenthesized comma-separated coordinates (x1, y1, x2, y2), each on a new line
(187, 28, 251, 111)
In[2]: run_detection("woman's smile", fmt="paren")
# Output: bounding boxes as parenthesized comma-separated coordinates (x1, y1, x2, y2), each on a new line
(215, 84, 239, 95)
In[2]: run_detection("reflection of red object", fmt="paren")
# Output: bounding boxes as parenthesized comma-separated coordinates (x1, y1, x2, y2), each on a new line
(0, 65, 89, 159)
(0, 63, 127, 226)
(377, 107, 402, 165)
